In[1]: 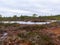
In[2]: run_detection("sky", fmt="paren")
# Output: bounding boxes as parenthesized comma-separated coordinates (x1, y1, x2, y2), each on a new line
(0, 0, 60, 17)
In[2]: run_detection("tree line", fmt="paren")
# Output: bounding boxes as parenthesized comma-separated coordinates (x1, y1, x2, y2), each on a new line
(0, 14, 60, 21)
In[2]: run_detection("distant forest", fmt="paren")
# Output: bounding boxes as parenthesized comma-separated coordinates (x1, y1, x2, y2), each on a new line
(0, 14, 60, 21)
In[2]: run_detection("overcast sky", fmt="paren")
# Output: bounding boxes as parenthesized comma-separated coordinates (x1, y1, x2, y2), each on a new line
(0, 0, 60, 17)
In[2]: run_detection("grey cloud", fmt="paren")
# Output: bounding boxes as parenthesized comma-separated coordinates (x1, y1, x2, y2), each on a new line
(0, 0, 60, 16)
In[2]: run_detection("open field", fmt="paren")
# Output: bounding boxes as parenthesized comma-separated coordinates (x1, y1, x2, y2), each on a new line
(0, 22, 60, 45)
(0, 0, 60, 45)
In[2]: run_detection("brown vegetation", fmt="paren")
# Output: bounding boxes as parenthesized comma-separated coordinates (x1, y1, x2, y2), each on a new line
(0, 22, 60, 45)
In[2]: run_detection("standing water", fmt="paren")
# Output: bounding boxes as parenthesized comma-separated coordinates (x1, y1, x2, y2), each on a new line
(0, 21, 51, 24)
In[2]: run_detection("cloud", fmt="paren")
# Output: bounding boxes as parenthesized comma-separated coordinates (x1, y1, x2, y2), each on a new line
(0, 0, 60, 16)
(0, 7, 33, 16)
